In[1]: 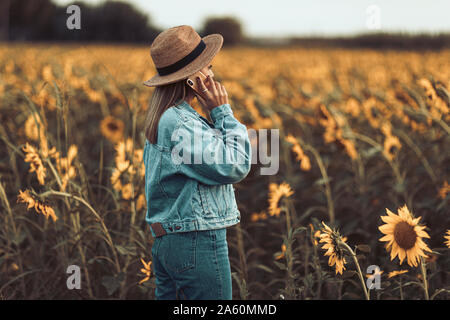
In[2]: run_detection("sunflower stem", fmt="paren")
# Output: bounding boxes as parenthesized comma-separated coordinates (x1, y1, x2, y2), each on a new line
(339, 241, 370, 300)
(420, 256, 429, 300)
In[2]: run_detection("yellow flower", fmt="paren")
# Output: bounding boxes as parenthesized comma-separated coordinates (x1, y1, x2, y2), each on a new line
(268, 182, 294, 217)
(319, 221, 347, 275)
(362, 97, 385, 129)
(121, 183, 133, 200)
(309, 223, 321, 246)
(24, 113, 44, 141)
(383, 135, 402, 161)
(285, 134, 311, 171)
(388, 270, 408, 279)
(438, 181, 450, 199)
(100, 116, 124, 143)
(136, 193, 146, 211)
(139, 258, 152, 284)
(55, 145, 78, 191)
(250, 210, 268, 222)
(17, 189, 58, 222)
(444, 230, 450, 248)
(378, 204, 431, 267)
(22, 142, 46, 185)
(275, 244, 287, 260)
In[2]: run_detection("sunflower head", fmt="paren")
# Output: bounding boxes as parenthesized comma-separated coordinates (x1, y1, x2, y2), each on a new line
(444, 230, 450, 249)
(100, 116, 124, 143)
(379, 204, 431, 267)
(319, 221, 347, 275)
(268, 182, 294, 217)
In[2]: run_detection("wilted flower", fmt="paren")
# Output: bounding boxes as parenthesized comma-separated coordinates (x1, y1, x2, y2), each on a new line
(388, 270, 409, 279)
(17, 189, 58, 222)
(319, 221, 347, 275)
(268, 182, 294, 217)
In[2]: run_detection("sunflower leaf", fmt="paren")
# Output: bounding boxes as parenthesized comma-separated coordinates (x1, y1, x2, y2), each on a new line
(273, 261, 287, 270)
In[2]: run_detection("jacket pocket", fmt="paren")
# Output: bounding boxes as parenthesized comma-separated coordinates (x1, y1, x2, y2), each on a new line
(162, 231, 197, 273)
(197, 183, 227, 217)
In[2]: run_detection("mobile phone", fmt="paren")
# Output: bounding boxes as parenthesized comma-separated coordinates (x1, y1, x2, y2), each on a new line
(186, 70, 209, 96)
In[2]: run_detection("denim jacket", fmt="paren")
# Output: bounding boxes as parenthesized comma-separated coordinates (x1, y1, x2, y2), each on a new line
(143, 100, 252, 238)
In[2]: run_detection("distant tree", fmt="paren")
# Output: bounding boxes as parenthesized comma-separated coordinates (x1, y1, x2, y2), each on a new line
(201, 17, 244, 46)
(9, 0, 56, 40)
(8, 0, 161, 43)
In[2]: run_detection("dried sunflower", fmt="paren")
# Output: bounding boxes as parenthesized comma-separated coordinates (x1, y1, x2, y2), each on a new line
(444, 230, 450, 248)
(319, 221, 347, 275)
(268, 182, 294, 217)
(388, 270, 408, 279)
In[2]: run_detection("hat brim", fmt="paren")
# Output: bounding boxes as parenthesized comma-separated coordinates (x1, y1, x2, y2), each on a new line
(143, 34, 223, 87)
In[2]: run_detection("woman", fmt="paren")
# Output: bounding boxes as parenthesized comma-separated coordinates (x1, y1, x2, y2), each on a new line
(142, 25, 252, 300)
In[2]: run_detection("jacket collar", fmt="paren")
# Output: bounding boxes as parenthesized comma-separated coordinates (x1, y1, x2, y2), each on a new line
(176, 100, 200, 118)
(176, 100, 214, 127)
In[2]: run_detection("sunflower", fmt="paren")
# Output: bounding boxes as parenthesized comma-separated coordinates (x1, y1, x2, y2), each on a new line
(388, 270, 408, 279)
(285, 135, 311, 171)
(17, 189, 58, 222)
(268, 182, 294, 217)
(319, 221, 347, 275)
(22, 142, 46, 185)
(250, 210, 268, 222)
(275, 243, 287, 260)
(378, 204, 431, 267)
(383, 135, 402, 161)
(438, 181, 450, 199)
(100, 116, 124, 143)
(24, 113, 44, 141)
(55, 145, 78, 191)
(444, 230, 450, 248)
(139, 258, 152, 284)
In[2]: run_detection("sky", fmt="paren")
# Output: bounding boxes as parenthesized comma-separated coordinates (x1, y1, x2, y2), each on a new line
(54, 0, 450, 37)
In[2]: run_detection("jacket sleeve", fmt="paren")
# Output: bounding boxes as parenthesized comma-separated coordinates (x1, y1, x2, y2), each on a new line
(170, 103, 252, 185)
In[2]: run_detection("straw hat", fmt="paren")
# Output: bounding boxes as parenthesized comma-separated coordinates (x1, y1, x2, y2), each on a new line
(143, 25, 223, 87)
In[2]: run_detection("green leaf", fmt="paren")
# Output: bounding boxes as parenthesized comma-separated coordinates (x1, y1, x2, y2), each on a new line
(115, 244, 136, 256)
(314, 177, 332, 186)
(273, 261, 287, 271)
(253, 264, 274, 274)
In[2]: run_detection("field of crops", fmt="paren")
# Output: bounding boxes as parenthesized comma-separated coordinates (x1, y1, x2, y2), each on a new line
(0, 44, 449, 299)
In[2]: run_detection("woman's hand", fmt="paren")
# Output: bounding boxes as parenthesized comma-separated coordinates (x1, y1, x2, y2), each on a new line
(195, 75, 229, 111)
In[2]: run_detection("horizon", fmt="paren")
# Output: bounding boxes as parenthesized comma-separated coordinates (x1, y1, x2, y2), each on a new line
(53, 0, 450, 38)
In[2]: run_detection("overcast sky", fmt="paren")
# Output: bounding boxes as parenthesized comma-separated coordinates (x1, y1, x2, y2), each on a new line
(54, 0, 450, 37)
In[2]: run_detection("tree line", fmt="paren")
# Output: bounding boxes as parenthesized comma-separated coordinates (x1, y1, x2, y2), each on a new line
(0, 0, 244, 45)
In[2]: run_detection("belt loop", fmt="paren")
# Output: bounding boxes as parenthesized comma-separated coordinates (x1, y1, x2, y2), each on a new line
(151, 222, 167, 237)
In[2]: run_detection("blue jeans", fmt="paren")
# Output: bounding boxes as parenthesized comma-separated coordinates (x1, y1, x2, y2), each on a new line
(151, 228, 232, 300)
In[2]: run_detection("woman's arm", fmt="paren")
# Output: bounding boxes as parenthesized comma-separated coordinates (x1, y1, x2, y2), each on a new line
(171, 103, 252, 185)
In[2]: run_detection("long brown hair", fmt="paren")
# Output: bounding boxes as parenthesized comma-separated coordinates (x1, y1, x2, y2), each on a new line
(144, 80, 193, 144)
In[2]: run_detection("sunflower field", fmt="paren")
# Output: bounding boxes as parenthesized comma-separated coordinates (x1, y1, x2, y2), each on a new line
(0, 44, 449, 299)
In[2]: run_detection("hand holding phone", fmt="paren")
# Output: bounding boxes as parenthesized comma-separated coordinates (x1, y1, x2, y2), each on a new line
(186, 72, 229, 111)
(186, 70, 208, 95)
